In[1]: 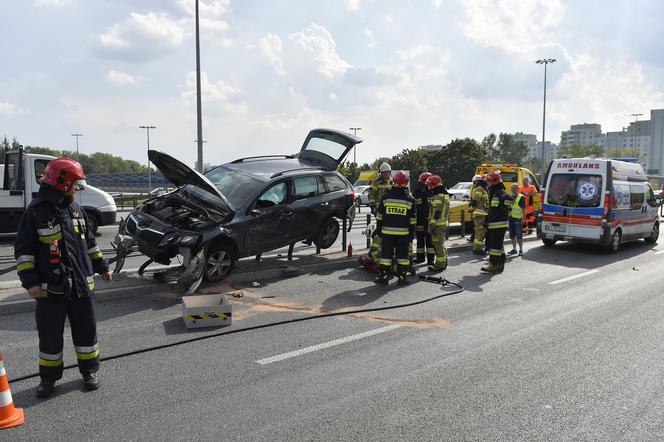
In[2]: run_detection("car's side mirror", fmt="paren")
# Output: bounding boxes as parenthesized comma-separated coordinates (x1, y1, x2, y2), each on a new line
(250, 209, 261, 217)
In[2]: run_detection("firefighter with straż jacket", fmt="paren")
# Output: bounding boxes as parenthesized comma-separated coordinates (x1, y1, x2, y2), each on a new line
(426, 175, 450, 272)
(374, 171, 417, 285)
(14, 158, 111, 398)
(412, 172, 434, 264)
(481, 172, 513, 274)
(470, 174, 489, 255)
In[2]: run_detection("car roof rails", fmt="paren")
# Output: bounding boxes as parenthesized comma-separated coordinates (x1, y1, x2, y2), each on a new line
(230, 155, 295, 164)
(271, 167, 322, 178)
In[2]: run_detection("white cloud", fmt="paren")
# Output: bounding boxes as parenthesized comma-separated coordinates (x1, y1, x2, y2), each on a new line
(364, 27, 376, 49)
(97, 12, 185, 61)
(181, 71, 247, 114)
(0, 102, 27, 115)
(346, 0, 360, 11)
(259, 34, 286, 76)
(432, 0, 443, 9)
(176, 0, 231, 38)
(461, 0, 566, 54)
(396, 44, 435, 61)
(288, 23, 351, 79)
(104, 70, 148, 86)
(34, 0, 71, 6)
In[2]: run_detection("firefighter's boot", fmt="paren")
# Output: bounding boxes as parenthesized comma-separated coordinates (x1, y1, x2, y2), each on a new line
(397, 265, 410, 286)
(36, 379, 55, 399)
(374, 267, 389, 285)
(480, 263, 500, 273)
(415, 253, 425, 264)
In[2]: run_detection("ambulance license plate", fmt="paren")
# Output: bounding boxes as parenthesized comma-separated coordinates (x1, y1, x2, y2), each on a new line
(544, 223, 566, 233)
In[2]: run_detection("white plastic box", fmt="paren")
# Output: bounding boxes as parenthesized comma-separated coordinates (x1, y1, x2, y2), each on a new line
(182, 294, 232, 329)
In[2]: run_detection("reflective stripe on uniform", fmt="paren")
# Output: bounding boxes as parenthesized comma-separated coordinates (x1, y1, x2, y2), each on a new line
(37, 225, 61, 236)
(434, 220, 448, 227)
(87, 276, 95, 290)
(38, 232, 63, 243)
(488, 222, 508, 229)
(16, 254, 35, 264)
(379, 259, 392, 266)
(383, 199, 412, 208)
(17, 261, 35, 272)
(397, 259, 410, 266)
(510, 194, 524, 219)
(410, 218, 417, 225)
(489, 249, 503, 256)
(473, 210, 488, 217)
(75, 343, 100, 360)
(415, 226, 425, 232)
(88, 245, 103, 260)
(39, 351, 64, 367)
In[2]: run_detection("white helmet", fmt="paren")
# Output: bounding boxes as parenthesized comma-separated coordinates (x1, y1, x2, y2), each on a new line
(379, 162, 392, 172)
(472, 174, 482, 182)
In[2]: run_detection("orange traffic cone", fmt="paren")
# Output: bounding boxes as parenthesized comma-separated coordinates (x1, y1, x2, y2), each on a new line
(0, 352, 24, 430)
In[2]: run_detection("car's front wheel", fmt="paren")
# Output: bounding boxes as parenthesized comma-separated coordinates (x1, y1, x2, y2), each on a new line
(644, 222, 659, 244)
(204, 242, 235, 282)
(314, 218, 340, 249)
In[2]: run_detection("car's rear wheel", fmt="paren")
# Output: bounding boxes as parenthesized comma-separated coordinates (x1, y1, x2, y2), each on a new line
(542, 238, 557, 247)
(314, 218, 339, 249)
(204, 242, 235, 282)
(644, 222, 659, 244)
(608, 230, 622, 253)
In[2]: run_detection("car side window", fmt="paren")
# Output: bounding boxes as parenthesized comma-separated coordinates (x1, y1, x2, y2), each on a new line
(293, 176, 319, 201)
(34, 159, 49, 185)
(256, 182, 287, 208)
(629, 184, 644, 210)
(316, 176, 329, 194)
(323, 174, 347, 192)
(528, 174, 540, 190)
(645, 183, 656, 206)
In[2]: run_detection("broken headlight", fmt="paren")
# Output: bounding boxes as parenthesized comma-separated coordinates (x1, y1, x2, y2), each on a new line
(158, 233, 200, 247)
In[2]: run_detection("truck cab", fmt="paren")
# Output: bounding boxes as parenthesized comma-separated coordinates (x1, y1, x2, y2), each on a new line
(1, 148, 117, 234)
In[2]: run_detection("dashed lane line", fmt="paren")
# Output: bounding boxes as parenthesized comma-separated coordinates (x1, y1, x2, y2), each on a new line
(548, 269, 600, 285)
(255, 324, 402, 365)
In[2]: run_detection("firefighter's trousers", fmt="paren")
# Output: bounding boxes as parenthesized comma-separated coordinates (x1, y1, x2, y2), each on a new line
(430, 227, 448, 270)
(487, 227, 507, 269)
(415, 225, 434, 262)
(473, 215, 487, 252)
(36, 293, 99, 381)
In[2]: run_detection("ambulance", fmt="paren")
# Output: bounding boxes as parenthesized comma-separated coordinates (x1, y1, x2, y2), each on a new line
(537, 158, 660, 252)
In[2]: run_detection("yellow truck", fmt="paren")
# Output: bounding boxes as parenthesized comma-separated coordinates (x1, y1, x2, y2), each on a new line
(448, 163, 541, 226)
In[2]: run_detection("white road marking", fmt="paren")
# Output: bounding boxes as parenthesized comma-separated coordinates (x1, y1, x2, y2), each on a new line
(448, 256, 459, 259)
(548, 270, 600, 285)
(655, 250, 664, 255)
(256, 324, 402, 365)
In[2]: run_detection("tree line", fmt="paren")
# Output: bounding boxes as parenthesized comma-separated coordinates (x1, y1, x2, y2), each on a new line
(1, 136, 149, 174)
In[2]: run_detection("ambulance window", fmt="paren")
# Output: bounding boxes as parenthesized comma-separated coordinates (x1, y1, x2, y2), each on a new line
(547, 174, 602, 207)
(629, 184, 644, 210)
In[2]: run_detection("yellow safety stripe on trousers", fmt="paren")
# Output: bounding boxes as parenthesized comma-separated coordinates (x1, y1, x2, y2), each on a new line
(434, 220, 448, 227)
(488, 222, 508, 229)
(76, 349, 100, 360)
(396, 259, 410, 265)
(415, 226, 425, 232)
(410, 218, 417, 225)
(474, 239, 485, 246)
(39, 351, 64, 366)
(187, 312, 231, 321)
(490, 199, 499, 207)
(38, 232, 64, 243)
(489, 249, 503, 256)
(382, 229, 410, 236)
(39, 358, 64, 367)
(472, 210, 488, 216)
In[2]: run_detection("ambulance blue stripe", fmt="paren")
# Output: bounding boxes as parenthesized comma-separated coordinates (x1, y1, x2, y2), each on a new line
(542, 204, 603, 216)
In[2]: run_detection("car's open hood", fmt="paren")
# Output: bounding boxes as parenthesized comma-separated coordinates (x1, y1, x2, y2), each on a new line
(148, 150, 235, 211)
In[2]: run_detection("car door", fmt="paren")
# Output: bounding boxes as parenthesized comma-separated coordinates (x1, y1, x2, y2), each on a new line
(288, 175, 326, 240)
(642, 183, 659, 237)
(297, 129, 362, 170)
(245, 181, 293, 254)
(0, 151, 25, 233)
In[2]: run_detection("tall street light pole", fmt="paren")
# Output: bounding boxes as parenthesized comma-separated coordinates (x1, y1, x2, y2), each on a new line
(195, 140, 207, 170)
(195, 0, 204, 173)
(140, 125, 156, 194)
(71, 133, 83, 160)
(630, 113, 643, 156)
(349, 127, 362, 164)
(536, 58, 556, 177)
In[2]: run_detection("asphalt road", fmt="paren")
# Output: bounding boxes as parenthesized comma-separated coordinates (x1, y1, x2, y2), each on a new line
(2, 237, 664, 440)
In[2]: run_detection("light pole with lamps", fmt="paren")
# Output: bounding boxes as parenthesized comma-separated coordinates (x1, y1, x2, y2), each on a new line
(348, 127, 362, 164)
(536, 58, 556, 176)
(630, 113, 643, 156)
(71, 133, 83, 159)
(139, 125, 156, 194)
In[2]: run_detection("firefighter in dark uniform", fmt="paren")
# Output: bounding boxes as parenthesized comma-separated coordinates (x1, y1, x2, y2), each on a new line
(481, 172, 513, 274)
(374, 171, 417, 285)
(14, 158, 112, 398)
(412, 172, 434, 265)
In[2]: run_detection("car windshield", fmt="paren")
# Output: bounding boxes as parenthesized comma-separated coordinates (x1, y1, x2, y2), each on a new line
(547, 174, 603, 207)
(186, 166, 263, 210)
(499, 172, 518, 182)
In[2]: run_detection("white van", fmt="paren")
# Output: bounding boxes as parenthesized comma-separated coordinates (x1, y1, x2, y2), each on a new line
(1, 149, 117, 234)
(537, 158, 660, 252)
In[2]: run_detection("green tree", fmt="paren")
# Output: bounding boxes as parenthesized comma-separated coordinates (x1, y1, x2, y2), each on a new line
(370, 157, 392, 170)
(497, 133, 528, 164)
(389, 148, 429, 180)
(426, 138, 486, 187)
(481, 133, 500, 162)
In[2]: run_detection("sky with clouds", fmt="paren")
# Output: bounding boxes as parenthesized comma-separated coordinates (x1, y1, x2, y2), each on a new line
(2, 0, 664, 168)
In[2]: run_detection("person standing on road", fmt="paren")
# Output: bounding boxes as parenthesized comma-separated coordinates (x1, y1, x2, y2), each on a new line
(481, 172, 513, 274)
(362, 162, 393, 270)
(518, 176, 538, 232)
(508, 183, 526, 256)
(412, 172, 433, 264)
(470, 174, 489, 256)
(374, 172, 416, 285)
(14, 158, 112, 399)
(426, 175, 450, 272)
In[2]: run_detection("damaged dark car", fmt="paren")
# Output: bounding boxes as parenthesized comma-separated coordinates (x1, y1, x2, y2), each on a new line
(113, 128, 360, 293)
